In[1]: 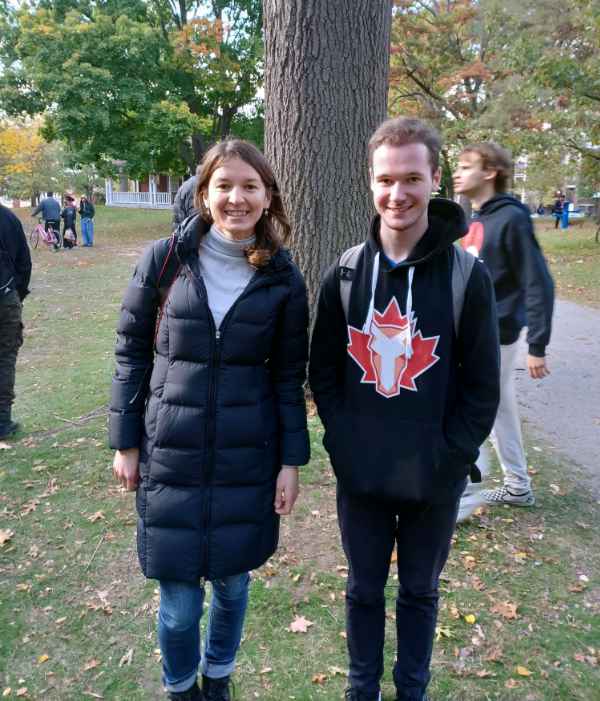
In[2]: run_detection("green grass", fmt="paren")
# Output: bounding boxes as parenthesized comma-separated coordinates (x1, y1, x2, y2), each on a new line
(0, 206, 598, 700)
(536, 220, 600, 308)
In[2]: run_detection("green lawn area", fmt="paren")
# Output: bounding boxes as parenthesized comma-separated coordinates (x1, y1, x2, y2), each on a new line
(0, 206, 598, 700)
(536, 219, 600, 308)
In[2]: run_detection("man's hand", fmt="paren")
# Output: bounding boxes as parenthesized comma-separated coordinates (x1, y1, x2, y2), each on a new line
(527, 354, 550, 380)
(274, 466, 299, 516)
(113, 448, 140, 491)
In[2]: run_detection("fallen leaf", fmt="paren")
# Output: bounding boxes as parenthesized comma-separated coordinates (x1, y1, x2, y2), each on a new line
(259, 667, 272, 675)
(83, 659, 101, 672)
(0, 442, 12, 450)
(464, 614, 476, 625)
(516, 666, 532, 676)
(0, 530, 15, 546)
(505, 678, 520, 689)
(328, 666, 347, 677)
(435, 626, 454, 641)
(37, 654, 49, 664)
(16, 690, 28, 698)
(491, 601, 518, 620)
(118, 649, 133, 667)
(312, 673, 327, 684)
(3, 690, 12, 698)
(88, 511, 105, 523)
(288, 615, 314, 633)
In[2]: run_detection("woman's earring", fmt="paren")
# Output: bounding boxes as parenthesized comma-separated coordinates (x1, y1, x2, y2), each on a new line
(264, 208, 270, 217)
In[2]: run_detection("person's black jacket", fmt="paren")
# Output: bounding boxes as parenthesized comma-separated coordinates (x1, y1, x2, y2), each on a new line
(109, 215, 310, 582)
(309, 199, 500, 504)
(61, 205, 77, 231)
(471, 194, 554, 355)
(172, 175, 198, 229)
(0, 204, 32, 301)
(32, 197, 60, 222)
(79, 199, 95, 219)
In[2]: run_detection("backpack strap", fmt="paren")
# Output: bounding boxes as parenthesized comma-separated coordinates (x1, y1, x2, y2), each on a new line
(451, 243, 476, 337)
(154, 234, 181, 345)
(339, 243, 365, 321)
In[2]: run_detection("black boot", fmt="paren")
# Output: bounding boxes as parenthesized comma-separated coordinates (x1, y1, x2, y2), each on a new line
(0, 408, 19, 440)
(202, 675, 232, 701)
(167, 681, 203, 700)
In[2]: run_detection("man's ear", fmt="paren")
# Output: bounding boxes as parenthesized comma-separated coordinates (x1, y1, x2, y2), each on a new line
(483, 168, 497, 183)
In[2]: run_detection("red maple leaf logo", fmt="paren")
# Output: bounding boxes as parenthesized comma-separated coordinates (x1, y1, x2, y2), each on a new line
(347, 298, 440, 398)
(461, 220, 484, 256)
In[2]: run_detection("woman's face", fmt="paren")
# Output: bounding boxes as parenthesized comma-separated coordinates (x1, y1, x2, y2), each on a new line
(205, 157, 271, 240)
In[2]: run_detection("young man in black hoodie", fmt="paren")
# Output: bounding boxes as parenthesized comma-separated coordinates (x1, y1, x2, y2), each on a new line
(453, 142, 554, 516)
(309, 118, 500, 701)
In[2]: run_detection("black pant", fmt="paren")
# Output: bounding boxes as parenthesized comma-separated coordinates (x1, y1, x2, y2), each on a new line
(337, 486, 459, 700)
(0, 291, 23, 419)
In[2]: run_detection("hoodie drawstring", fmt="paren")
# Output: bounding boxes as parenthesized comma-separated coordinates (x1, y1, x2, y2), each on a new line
(405, 266, 415, 358)
(362, 253, 415, 358)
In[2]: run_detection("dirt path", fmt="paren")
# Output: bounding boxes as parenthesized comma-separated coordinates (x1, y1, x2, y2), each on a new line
(515, 298, 600, 496)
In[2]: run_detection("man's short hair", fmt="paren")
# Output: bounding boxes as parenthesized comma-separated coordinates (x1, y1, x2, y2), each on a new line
(460, 142, 513, 193)
(368, 117, 442, 172)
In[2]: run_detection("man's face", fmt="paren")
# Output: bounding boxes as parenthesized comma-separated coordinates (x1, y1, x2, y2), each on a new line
(370, 143, 441, 241)
(453, 152, 491, 198)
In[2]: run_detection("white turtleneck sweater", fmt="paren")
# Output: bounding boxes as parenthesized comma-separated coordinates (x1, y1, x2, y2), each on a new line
(196, 224, 256, 329)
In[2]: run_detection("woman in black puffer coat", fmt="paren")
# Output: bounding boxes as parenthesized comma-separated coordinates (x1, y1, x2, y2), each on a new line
(110, 140, 310, 701)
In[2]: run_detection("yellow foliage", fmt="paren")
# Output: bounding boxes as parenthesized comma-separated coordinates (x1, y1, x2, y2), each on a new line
(0, 121, 47, 181)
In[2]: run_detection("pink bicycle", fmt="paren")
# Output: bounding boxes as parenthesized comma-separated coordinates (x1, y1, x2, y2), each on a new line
(29, 218, 62, 250)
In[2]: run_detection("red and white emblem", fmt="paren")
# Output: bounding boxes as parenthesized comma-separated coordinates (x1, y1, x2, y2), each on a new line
(347, 297, 440, 398)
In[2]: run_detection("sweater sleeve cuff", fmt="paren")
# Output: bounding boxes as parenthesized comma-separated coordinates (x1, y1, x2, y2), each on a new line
(528, 344, 545, 358)
(108, 412, 143, 450)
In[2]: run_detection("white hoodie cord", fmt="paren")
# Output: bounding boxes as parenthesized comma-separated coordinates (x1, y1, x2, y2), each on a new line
(362, 252, 380, 334)
(405, 266, 415, 358)
(362, 254, 415, 359)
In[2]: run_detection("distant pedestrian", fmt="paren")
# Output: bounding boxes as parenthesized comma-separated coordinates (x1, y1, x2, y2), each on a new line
(552, 195, 564, 229)
(31, 191, 61, 249)
(0, 204, 32, 439)
(61, 195, 78, 248)
(79, 195, 95, 247)
(172, 175, 198, 229)
(454, 142, 554, 518)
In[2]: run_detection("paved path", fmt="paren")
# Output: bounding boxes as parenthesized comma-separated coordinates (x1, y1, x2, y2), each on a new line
(515, 299, 600, 496)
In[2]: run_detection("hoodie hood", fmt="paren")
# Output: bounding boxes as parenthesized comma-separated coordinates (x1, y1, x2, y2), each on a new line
(366, 197, 468, 267)
(360, 197, 467, 359)
(478, 193, 530, 218)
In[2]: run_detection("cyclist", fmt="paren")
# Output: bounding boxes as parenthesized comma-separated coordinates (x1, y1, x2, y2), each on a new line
(32, 192, 61, 249)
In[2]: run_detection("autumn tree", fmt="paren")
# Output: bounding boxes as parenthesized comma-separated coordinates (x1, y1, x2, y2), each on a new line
(0, 1, 263, 178)
(263, 0, 393, 307)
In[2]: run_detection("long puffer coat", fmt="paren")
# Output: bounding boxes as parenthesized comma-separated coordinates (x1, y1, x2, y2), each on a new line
(109, 216, 310, 582)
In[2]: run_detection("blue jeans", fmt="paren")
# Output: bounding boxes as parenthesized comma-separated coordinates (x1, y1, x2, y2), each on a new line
(158, 573, 250, 693)
(81, 217, 94, 245)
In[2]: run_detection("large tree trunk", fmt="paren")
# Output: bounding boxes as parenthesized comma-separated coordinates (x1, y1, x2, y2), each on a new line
(263, 0, 392, 309)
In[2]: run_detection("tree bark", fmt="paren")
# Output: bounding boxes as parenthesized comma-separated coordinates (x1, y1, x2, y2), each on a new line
(263, 0, 392, 310)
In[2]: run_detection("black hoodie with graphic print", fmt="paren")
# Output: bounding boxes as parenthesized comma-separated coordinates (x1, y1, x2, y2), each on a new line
(309, 198, 500, 504)
(465, 194, 554, 355)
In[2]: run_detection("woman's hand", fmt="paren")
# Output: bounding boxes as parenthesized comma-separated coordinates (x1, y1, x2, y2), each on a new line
(113, 448, 140, 491)
(274, 466, 299, 516)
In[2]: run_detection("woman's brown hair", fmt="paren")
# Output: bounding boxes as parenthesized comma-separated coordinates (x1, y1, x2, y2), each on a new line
(194, 140, 290, 267)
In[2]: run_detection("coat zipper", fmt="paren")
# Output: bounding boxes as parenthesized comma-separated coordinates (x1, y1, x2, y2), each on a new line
(188, 263, 280, 576)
